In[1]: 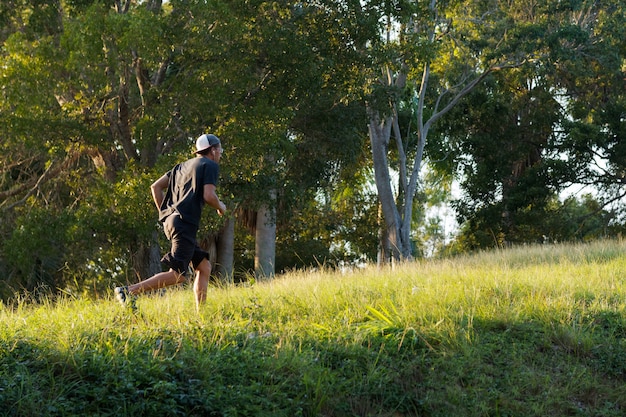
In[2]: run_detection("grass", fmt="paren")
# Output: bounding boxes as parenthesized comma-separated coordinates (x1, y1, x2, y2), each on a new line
(1, 240, 626, 416)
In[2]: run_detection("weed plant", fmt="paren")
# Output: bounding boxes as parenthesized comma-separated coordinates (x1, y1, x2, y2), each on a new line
(1, 240, 626, 416)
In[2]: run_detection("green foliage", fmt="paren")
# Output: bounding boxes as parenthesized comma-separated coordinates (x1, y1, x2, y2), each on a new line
(434, 0, 626, 251)
(274, 184, 379, 271)
(450, 193, 613, 252)
(1, 205, 71, 298)
(2, 241, 626, 415)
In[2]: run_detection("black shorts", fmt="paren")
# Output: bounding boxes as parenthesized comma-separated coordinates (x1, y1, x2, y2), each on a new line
(160, 214, 209, 275)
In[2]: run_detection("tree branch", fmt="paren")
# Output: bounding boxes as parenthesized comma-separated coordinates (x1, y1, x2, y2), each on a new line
(0, 151, 80, 212)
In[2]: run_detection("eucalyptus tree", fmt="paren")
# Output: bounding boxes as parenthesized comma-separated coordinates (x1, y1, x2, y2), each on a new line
(360, 0, 550, 263)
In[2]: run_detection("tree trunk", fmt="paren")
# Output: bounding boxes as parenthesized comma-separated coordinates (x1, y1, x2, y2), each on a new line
(216, 215, 235, 284)
(132, 230, 163, 282)
(254, 191, 276, 280)
(376, 203, 391, 265)
(368, 109, 411, 263)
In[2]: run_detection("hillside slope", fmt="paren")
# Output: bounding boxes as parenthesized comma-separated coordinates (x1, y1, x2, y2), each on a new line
(1, 241, 626, 416)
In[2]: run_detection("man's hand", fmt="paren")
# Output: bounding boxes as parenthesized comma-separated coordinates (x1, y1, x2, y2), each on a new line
(217, 201, 226, 216)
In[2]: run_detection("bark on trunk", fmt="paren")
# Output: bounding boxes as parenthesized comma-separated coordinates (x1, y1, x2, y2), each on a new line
(132, 230, 163, 281)
(377, 203, 391, 265)
(254, 197, 276, 280)
(368, 109, 408, 263)
(216, 216, 235, 284)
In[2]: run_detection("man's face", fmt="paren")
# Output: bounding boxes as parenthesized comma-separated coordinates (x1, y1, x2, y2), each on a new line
(212, 145, 223, 162)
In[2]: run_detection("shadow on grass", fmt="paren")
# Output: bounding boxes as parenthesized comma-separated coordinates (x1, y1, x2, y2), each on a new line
(2, 310, 626, 417)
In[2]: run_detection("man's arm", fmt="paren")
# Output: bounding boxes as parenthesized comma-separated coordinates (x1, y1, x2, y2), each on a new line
(150, 174, 169, 210)
(203, 183, 226, 215)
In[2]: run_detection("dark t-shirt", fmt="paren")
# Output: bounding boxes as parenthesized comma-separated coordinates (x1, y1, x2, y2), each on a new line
(158, 156, 219, 227)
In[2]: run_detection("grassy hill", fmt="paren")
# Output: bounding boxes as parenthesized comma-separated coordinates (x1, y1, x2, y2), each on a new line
(2, 240, 626, 416)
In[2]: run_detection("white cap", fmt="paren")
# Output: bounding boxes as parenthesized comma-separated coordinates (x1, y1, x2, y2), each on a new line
(195, 134, 221, 153)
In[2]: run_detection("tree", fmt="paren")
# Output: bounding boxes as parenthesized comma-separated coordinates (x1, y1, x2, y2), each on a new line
(438, 0, 626, 248)
(214, 0, 373, 278)
(56, 0, 192, 282)
(443, 70, 563, 247)
(359, 0, 541, 263)
(555, 0, 626, 213)
(0, 0, 85, 296)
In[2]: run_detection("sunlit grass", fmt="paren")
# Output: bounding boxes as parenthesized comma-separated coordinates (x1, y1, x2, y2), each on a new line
(2, 240, 626, 416)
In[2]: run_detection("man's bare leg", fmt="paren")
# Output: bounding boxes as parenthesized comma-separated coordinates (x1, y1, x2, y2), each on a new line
(128, 269, 186, 295)
(193, 258, 211, 311)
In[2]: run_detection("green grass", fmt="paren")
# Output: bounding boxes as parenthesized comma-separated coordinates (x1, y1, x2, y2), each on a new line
(2, 240, 626, 416)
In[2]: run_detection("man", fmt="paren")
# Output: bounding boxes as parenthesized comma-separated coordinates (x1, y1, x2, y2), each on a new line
(115, 133, 227, 312)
